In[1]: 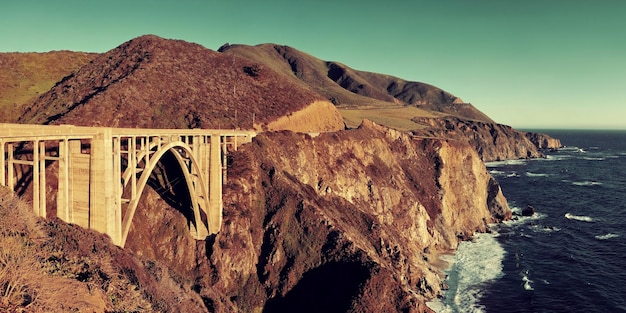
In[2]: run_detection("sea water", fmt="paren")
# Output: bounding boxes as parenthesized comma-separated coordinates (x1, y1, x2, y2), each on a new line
(429, 130, 626, 313)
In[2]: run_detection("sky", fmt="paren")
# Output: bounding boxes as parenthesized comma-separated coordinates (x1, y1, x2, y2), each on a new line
(1, 0, 625, 129)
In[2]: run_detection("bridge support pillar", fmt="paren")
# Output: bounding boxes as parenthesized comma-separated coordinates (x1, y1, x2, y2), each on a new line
(89, 129, 121, 246)
(209, 135, 222, 234)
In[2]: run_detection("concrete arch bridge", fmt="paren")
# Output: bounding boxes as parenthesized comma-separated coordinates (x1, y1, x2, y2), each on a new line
(0, 123, 255, 247)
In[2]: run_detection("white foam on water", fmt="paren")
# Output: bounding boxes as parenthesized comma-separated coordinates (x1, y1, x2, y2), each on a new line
(560, 146, 582, 152)
(595, 233, 619, 240)
(521, 270, 534, 291)
(484, 159, 527, 167)
(525, 172, 549, 177)
(582, 156, 606, 161)
(542, 154, 572, 161)
(507, 172, 520, 178)
(572, 181, 602, 187)
(565, 213, 595, 222)
(427, 232, 505, 313)
(504, 207, 546, 226)
(530, 224, 561, 233)
(489, 169, 505, 176)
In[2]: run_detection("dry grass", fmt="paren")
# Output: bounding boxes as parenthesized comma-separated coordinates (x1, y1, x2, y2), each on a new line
(339, 106, 446, 131)
(0, 187, 205, 312)
(0, 52, 96, 122)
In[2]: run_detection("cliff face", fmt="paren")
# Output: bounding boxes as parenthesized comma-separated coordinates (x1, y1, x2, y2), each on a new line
(525, 131, 562, 150)
(120, 120, 510, 312)
(413, 117, 562, 162)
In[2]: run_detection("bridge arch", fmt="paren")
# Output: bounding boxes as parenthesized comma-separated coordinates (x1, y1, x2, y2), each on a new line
(120, 141, 211, 247)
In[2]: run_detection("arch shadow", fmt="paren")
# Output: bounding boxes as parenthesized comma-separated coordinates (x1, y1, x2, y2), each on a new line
(120, 141, 211, 247)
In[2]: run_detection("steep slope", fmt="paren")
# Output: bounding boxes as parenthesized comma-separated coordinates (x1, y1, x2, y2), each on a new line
(122, 120, 510, 312)
(187, 120, 510, 312)
(17, 35, 343, 132)
(219, 43, 494, 124)
(0, 187, 207, 312)
(0, 51, 95, 122)
(413, 116, 562, 162)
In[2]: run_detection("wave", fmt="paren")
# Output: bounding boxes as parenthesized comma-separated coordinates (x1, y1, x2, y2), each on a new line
(560, 146, 583, 152)
(525, 172, 549, 177)
(489, 170, 505, 176)
(565, 213, 595, 222)
(504, 207, 546, 226)
(485, 159, 527, 167)
(582, 157, 606, 161)
(572, 181, 602, 187)
(595, 233, 619, 240)
(530, 224, 561, 233)
(521, 270, 534, 291)
(489, 170, 520, 178)
(542, 154, 573, 161)
(428, 233, 505, 313)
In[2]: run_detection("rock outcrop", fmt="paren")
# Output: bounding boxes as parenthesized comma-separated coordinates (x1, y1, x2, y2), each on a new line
(413, 116, 562, 162)
(525, 131, 562, 150)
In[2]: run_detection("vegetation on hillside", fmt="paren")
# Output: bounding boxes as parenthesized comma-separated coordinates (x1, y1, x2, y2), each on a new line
(17, 36, 326, 130)
(0, 187, 206, 312)
(0, 52, 96, 123)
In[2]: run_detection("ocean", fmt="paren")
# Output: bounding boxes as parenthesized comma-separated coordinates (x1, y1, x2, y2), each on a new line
(428, 130, 626, 313)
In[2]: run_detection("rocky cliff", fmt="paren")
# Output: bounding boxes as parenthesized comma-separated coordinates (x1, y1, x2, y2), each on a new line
(525, 131, 563, 150)
(119, 120, 510, 312)
(413, 116, 562, 162)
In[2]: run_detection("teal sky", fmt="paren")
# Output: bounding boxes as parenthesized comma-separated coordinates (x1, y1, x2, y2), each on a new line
(1, 0, 624, 129)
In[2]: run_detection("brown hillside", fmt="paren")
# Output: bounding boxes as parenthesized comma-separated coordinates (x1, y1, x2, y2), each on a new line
(219, 43, 494, 127)
(17, 35, 338, 130)
(0, 51, 96, 122)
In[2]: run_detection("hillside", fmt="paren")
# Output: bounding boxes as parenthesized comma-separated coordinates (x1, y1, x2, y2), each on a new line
(0, 187, 207, 312)
(219, 43, 494, 128)
(0, 51, 95, 122)
(17, 35, 343, 132)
